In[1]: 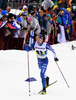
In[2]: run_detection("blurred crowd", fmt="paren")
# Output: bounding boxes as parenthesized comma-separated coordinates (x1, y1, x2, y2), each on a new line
(0, 0, 76, 50)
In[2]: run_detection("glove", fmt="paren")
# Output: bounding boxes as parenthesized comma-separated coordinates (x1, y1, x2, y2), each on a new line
(54, 58, 59, 61)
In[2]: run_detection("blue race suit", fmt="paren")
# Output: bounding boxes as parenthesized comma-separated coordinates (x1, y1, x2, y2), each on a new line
(24, 42, 57, 88)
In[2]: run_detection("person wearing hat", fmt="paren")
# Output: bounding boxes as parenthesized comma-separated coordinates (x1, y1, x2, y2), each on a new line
(33, 6, 38, 14)
(62, 9, 72, 40)
(13, 17, 22, 38)
(12, 17, 23, 50)
(21, 12, 27, 28)
(28, 10, 37, 30)
(30, 10, 36, 16)
(37, 10, 44, 30)
(38, 10, 48, 41)
(24, 34, 59, 94)
(19, 5, 29, 18)
(0, 15, 7, 21)
(1, 10, 7, 15)
(19, 12, 27, 38)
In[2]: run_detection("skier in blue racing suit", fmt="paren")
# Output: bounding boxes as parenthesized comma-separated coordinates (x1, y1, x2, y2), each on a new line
(24, 34, 59, 94)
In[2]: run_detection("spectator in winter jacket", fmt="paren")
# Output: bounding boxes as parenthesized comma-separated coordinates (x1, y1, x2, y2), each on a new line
(0, 15, 7, 21)
(29, 10, 37, 30)
(14, 17, 22, 38)
(0, 15, 8, 50)
(37, 10, 44, 29)
(62, 9, 72, 27)
(21, 12, 27, 28)
(43, 14, 47, 30)
(58, 9, 64, 25)
(67, 8, 72, 24)
(62, 9, 72, 40)
(22, 5, 29, 18)
(38, 10, 49, 41)
(20, 12, 27, 38)
(19, 5, 29, 18)
(13, 17, 24, 50)
(1, 6, 11, 17)
(35, 14, 41, 35)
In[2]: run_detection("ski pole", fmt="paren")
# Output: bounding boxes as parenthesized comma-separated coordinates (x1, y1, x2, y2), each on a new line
(55, 61, 70, 88)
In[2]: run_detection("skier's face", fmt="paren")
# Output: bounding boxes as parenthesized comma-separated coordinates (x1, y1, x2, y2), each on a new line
(36, 38, 43, 45)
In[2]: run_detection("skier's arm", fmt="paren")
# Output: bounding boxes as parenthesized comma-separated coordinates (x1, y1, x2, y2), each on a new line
(46, 44, 59, 61)
(24, 42, 35, 51)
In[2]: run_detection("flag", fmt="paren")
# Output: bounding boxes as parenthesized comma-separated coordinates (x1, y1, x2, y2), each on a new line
(18, 10, 24, 18)
(7, 22, 21, 29)
(29, 30, 34, 46)
(45, 30, 49, 43)
(0, 21, 7, 28)
(57, 25, 66, 43)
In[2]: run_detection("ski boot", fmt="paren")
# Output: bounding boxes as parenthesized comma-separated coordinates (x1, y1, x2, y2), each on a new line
(46, 76, 49, 87)
(41, 87, 46, 95)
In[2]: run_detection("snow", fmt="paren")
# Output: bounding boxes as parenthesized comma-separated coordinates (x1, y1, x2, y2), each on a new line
(0, 41, 76, 100)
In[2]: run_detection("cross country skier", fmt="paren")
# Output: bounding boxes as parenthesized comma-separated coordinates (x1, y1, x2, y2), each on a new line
(24, 34, 59, 94)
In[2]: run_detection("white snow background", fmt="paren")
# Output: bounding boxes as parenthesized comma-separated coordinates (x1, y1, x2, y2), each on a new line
(0, 9, 76, 100)
(0, 40, 76, 100)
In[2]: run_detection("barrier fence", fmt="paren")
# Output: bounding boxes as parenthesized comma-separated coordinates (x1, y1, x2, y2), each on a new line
(7, 2, 41, 9)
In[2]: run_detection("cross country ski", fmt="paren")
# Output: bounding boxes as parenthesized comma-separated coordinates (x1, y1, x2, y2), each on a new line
(38, 80, 57, 94)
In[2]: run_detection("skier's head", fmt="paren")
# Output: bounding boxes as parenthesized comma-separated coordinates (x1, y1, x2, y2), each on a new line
(36, 34, 43, 45)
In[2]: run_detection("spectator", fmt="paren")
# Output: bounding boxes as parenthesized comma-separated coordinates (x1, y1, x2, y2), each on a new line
(62, 9, 71, 40)
(58, 8, 64, 25)
(14, 17, 22, 38)
(13, 17, 23, 50)
(20, 12, 27, 38)
(37, 10, 47, 41)
(29, 10, 36, 30)
(35, 14, 41, 35)
(19, 5, 29, 18)
(6, 6, 11, 14)
(37, 10, 44, 29)
(0, 15, 7, 21)
(0, 15, 8, 50)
